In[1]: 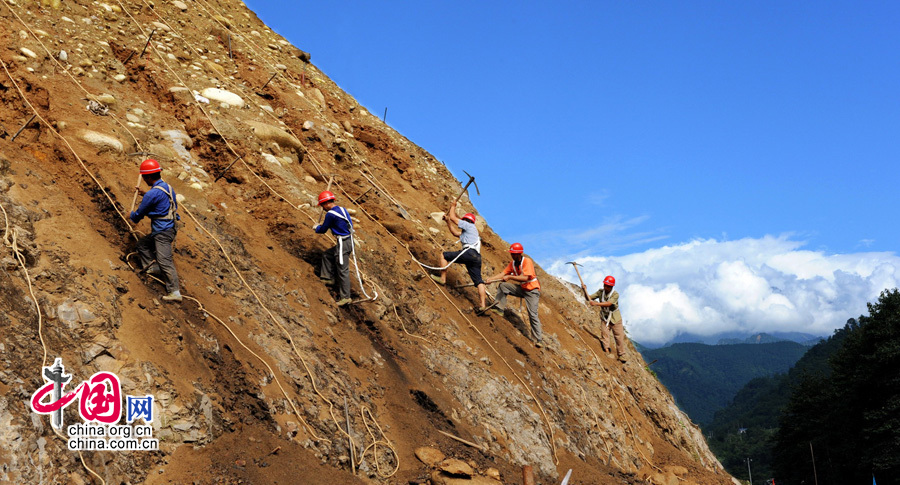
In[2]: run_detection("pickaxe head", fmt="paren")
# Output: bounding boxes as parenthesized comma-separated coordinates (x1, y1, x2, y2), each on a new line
(463, 170, 480, 196)
(566, 261, 583, 267)
(128, 152, 159, 158)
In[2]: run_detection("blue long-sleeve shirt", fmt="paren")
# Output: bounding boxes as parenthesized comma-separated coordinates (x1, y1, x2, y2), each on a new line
(130, 180, 177, 233)
(314, 206, 352, 237)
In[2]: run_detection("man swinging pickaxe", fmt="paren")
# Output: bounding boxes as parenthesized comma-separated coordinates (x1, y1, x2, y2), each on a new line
(569, 261, 624, 359)
(428, 170, 488, 311)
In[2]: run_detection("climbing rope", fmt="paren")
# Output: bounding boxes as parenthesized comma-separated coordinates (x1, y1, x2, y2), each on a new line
(0, 27, 395, 475)
(568, 319, 665, 475)
(144, 2, 686, 474)
(1, 199, 105, 484)
(115, 0, 381, 304)
(5, 2, 665, 476)
(1, 2, 146, 166)
(0, 202, 48, 369)
(413, 246, 474, 272)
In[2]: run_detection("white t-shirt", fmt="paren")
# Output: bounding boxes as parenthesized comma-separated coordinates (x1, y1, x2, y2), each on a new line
(457, 220, 481, 253)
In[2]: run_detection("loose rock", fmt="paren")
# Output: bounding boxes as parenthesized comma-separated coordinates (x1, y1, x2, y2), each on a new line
(95, 93, 117, 107)
(78, 130, 124, 153)
(414, 446, 444, 466)
(439, 458, 474, 477)
(200, 88, 244, 108)
(244, 121, 302, 149)
(311, 88, 326, 107)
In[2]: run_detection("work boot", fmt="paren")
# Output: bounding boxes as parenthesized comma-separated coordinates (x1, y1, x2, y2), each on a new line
(534, 340, 544, 349)
(490, 307, 504, 317)
(475, 306, 488, 315)
(429, 274, 445, 285)
(162, 291, 183, 302)
(320, 277, 335, 285)
(618, 356, 627, 364)
(336, 298, 352, 307)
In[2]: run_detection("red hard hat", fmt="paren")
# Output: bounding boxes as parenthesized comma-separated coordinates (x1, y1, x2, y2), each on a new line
(317, 190, 335, 205)
(509, 242, 524, 254)
(604, 275, 616, 287)
(139, 159, 162, 174)
(462, 213, 476, 223)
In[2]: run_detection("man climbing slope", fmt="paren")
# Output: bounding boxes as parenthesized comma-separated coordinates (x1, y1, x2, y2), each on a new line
(430, 200, 487, 311)
(486, 243, 543, 348)
(313, 190, 353, 307)
(582, 275, 628, 364)
(130, 159, 182, 303)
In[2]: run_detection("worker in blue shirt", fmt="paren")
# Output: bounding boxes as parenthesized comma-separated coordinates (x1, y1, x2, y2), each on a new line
(130, 159, 182, 302)
(313, 190, 353, 306)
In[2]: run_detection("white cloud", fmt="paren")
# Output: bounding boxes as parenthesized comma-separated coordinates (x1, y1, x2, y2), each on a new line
(546, 235, 900, 345)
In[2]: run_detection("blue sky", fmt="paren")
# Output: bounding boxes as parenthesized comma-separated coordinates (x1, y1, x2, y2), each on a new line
(245, 1, 899, 343)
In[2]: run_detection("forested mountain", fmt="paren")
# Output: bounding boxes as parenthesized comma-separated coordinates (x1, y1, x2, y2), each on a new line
(704, 288, 900, 484)
(639, 341, 808, 424)
(704, 324, 850, 481)
(773, 289, 900, 484)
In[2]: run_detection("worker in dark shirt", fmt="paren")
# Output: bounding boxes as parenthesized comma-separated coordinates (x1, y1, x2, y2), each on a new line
(313, 190, 353, 306)
(130, 159, 182, 302)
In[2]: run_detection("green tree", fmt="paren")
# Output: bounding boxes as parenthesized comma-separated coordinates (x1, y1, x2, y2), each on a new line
(774, 289, 900, 483)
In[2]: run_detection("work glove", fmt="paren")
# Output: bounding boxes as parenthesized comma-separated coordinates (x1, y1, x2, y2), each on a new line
(312, 224, 319, 232)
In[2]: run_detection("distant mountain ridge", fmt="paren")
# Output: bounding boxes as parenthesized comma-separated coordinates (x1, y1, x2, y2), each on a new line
(715, 332, 823, 346)
(639, 331, 824, 349)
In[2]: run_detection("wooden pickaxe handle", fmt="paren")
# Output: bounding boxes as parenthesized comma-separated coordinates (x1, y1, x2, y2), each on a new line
(129, 171, 143, 214)
(568, 262, 591, 300)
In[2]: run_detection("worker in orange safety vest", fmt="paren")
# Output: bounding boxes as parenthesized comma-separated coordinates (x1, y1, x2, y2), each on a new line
(486, 243, 542, 348)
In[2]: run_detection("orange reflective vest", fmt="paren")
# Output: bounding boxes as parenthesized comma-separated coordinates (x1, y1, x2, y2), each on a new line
(504, 257, 540, 291)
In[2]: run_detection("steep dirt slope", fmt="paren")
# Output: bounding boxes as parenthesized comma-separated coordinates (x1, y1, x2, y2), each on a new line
(0, 0, 734, 483)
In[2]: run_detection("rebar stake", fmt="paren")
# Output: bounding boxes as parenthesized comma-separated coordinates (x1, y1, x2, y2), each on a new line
(10, 114, 36, 142)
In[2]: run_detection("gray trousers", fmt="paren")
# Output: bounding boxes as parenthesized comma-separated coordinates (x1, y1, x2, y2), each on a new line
(496, 282, 542, 342)
(137, 228, 180, 294)
(587, 319, 627, 358)
(604, 320, 627, 359)
(321, 236, 352, 300)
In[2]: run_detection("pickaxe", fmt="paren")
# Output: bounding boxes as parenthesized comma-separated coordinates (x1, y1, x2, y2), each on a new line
(352, 187, 373, 204)
(127, 152, 160, 213)
(214, 155, 243, 182)
(452, 170, 480, 205)
(567, 261, 591, 301)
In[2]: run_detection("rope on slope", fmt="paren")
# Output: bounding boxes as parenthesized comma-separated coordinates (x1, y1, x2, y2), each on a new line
(115, 0, 379, 304)
(0, 43, 388, 476)
(1, 200, 105, 484)
(1, 1, 144, 157)
(86, 3, 395, 474)
(26, 0, 556, 470)
(167, 0, 678, 472)
(568, 321, 666, 476)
